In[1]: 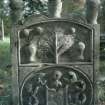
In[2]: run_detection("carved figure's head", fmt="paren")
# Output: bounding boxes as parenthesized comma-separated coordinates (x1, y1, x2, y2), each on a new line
(53, 71, 62, 80)
(68, 71, 77, 82)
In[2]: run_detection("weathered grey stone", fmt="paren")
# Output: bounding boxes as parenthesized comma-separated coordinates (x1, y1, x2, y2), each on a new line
(11, 1, 100, 105)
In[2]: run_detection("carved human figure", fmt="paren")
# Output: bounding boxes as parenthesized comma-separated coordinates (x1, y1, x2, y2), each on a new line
(61, 71, 77, 88)
(57, 27, 76, 56)
(47, 70, 62, 91)
(68, 78, 87, 105)
(67, 71, 78, 104)
(20, 27, 44, 63)
(48, 0, 63, 17)
(86, 0, 100, 24)
(64, 71, 87, 105)
(68, 71, 77, 83)
(28, 27, 44, 62)
(23, 83, 33, 105)
(47, 71, 63, 105)
(30, 73, 46, 105)
(57, 27, 86, 62)
(78, 41, 85, 60)
(73, 80, 86, 105)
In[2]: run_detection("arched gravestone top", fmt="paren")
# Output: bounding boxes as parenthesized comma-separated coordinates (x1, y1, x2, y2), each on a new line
(17, 17, 94, 66)
(19, 14, 87, 27)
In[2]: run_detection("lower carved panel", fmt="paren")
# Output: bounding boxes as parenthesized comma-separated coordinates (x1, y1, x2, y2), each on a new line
(20, 66, 93, 105)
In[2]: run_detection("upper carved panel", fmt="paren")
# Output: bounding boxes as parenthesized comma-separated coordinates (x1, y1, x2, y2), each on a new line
(18, 19, 93, 65)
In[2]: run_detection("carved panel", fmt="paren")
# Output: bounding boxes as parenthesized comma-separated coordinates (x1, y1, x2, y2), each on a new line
(18, 20, 93, 65)
(20, 66, 93, 105)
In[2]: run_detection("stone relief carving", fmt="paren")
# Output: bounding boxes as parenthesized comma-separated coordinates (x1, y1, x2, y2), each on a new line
(11, 1, 99, 105)
(20, 26, 56, 64)
(19, 22, 92, 64)
(20, 66, 93, 105)
(57, 27, 86, 63)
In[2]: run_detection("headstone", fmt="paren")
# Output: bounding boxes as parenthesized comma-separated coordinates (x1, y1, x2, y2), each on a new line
(11, 1, 100, 105)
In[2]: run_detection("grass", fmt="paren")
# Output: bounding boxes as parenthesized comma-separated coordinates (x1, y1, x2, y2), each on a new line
(0, 37, 12, 105)
(0, 37, 11, 69)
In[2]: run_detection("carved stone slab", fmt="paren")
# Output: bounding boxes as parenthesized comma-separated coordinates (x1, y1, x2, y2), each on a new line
(20, 66, 93, 105)
(11, 17, 100, 105)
